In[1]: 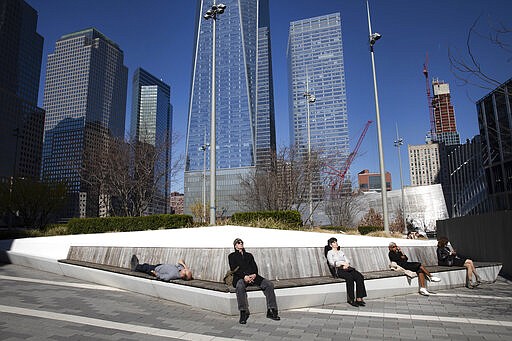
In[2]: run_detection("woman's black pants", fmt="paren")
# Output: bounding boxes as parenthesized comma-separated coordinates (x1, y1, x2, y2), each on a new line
(336, 268, 367, 301)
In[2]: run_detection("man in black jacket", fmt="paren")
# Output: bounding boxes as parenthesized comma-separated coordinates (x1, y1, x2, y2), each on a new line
(228, 238, 280, 324)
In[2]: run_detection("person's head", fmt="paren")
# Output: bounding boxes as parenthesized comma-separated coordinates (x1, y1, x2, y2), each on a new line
(388, 242, 397, 251)
(327, 237, 340, 250)
(233, 238, 244, 251)
(437, 237, 449, 248)
(180, 268, 193, 281)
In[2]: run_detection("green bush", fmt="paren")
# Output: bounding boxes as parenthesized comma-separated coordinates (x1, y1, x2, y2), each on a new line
(231, 210, 303, 229)
(358, 225, 384, 235)
(67, 214, 193, 234)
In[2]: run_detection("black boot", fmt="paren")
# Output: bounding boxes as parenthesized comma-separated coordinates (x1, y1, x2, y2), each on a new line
(266, 308, 280, 321)
(239, 310, 248, 324)
(130, 255, 139, 271)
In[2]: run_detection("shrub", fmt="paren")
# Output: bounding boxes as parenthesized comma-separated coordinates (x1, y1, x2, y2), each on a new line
(231, 210, 303, 229)
(358, 225, 384, 235)
(67, 214, 193, 234)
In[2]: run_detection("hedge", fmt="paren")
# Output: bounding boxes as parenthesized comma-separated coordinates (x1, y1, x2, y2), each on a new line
(358, 225, 384, 235)
(231, 210, 303, 229)
(67, 214, 193, 234)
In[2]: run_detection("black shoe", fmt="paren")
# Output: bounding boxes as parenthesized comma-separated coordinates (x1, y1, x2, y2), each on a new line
(130, 255, 139, 271)
(347, 300, 358, 307)
(266, 308, 280, 321)
(239, 310, 248, 324)
(356, 300, 366, 306)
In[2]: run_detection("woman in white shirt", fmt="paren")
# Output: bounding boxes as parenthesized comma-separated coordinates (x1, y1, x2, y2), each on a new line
(326, 237, 367, 307)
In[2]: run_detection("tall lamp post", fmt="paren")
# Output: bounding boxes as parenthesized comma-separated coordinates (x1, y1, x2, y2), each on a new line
(367, 0, 389, 232)
(199, 142, 210, 223)
(303, 79, 316, 226)
(203, 2, 226, 225)
(394, 124, 407, 234)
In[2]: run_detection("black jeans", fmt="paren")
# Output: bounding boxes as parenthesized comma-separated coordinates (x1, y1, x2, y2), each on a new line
(135, 263, 160, 275)
(336, 268, 367, 301)
(235, 278, 277, 312)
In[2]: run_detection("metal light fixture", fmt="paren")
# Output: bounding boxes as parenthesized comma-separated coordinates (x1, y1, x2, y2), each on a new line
(367, 0, 389, 232)
(203, 2, 226, 225)
(394, 125, 407, 234)
(303, 81, 316, 227)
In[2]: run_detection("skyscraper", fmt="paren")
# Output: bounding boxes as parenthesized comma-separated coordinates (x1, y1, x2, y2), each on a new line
(184, 0, 276, 216)
(41, 28, 127, 218)
(287, 13, 349, 190)
(431, 79, 460, 146)
(0, 0, 44, 180)
(130, 67, 172, 214)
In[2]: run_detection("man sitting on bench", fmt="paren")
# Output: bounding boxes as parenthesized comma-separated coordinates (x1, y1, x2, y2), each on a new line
(130, 255, 193, 281)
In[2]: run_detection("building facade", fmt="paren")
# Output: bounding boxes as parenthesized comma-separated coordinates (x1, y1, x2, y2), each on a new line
(287, 13, 349, 195)
(477, 77, 512, 211)
(431, 79, 460, 146)
(169, 191, 184, 215)
(358, 169, 391, 192)
(0, 0, 45, 180)
(130, 68, 172, 214)
(41, 28, 128, 218)
(184, 0, 276, 216)
(448, 136, 490, 217)
(408, 142, 442, 186)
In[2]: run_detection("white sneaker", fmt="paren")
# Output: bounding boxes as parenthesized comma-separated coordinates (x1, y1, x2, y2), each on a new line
(429, 276, 441, 282)
(419, 287, 430, 296)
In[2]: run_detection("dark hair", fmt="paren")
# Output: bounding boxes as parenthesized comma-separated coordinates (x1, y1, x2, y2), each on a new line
(327, 237, 337, 245)
(437, 237, 449, 248)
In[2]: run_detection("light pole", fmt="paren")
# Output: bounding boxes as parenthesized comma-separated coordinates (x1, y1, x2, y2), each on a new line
(199, 142, 210, 223)
(394, 124, 407, 234)
(303, 79, 316, 227)
(203, 2, 226, 225)
(367, 0, 389, 232)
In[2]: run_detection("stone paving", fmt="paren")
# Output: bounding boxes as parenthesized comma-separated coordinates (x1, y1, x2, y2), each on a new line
(1, 262, 511, 340)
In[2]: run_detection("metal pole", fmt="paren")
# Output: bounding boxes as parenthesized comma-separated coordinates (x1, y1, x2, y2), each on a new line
(209, 3, 217, 225)
(305, 78, 313, 226)
(394, 124, 407, 234)
(367, 1, 389, 232)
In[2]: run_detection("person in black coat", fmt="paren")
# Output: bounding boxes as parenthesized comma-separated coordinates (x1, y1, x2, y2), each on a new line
(437, 237, 480, 288)
(228, 238, 279, 324)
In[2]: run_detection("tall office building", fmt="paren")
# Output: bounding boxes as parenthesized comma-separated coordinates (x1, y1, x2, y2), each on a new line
(287, 13, 349, 194)
(477, 77, 512, 211)
(41, 28, 128, 218)
(431, 79, 460, 146)
(0, 0, 44, 180)
(408, 142, 442, 186)
(184, 0, 276, 216)
(130, 67, 172, 214)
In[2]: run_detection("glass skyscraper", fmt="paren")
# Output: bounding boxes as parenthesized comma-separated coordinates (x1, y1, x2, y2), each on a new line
(287, 13, 349, 192)
(184, 0, 276, 216)
(41, 28, 128, 218)
(130, 67, 172, 214)
(0, 0, 45, 180)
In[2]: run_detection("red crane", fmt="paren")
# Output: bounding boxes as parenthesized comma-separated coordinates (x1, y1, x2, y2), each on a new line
(328, 120, 373, 192)
(423, 53, 436, 141)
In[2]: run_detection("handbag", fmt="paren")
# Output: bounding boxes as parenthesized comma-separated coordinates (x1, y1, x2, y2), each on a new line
(223, 266, 239, 286)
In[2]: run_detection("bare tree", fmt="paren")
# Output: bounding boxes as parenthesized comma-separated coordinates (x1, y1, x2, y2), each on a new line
(82, 133, 183, 217)
(324, 184, 360, 228)
(358, 208, 384, 227)
(449, 15, 511, 93)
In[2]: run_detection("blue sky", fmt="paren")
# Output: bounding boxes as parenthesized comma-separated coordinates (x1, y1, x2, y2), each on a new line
(27, 0, 511, 192)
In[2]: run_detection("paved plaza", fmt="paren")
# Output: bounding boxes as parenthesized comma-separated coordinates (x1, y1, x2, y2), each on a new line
(1, 262, 511, 340)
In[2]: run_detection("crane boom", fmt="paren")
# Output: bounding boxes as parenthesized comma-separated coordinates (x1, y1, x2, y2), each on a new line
(423, 53, 436, 141)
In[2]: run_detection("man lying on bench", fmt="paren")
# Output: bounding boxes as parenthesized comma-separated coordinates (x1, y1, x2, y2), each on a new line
(130, 255, 193, 281)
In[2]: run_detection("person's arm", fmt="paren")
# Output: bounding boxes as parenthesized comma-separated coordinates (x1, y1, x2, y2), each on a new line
(327, 250, 336, 267)
(177, 259, 189, 271)
(437, 247, 450, 262)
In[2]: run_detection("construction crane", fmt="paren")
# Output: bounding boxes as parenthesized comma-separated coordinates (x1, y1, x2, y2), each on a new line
(328, 120, 373, 192)
(423, 53, 436, 142)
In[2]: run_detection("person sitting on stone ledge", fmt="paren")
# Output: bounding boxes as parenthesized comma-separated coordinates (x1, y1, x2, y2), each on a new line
(388, 242, 441, 296)
(326, 237, 367, 307)
(130, 255, 193, 281)
(228, 238, 280, 324)
(437, 237, 480, 288)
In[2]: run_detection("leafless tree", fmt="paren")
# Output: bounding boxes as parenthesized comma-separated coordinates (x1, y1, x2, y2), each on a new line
(235, 146, 326, 218)
(358, 208, 384, 228)
(324, 181, 360, 228)
(449, 15, 511, 93)
(82, 133, 183, 217)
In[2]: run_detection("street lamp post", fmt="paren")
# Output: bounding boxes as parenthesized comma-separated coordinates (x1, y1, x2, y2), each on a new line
(303, 79, 316, 227)
(367, 0, 389, 232)
(394, 124, 407, 234)
(203, 2, 226, 225)
(199, 142, 210, 223)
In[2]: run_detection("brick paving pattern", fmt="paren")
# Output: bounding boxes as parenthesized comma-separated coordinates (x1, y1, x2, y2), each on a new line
(0, 263, 511, 340)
